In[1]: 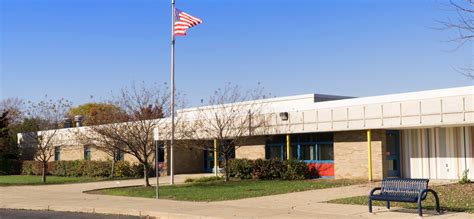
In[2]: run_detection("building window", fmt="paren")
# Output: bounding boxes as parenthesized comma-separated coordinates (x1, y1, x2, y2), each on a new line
(300, 144, 316, 160)
(84, 145, 91, 160)
(157, 142, 165, 162)
(317, 143, 334, 161)
(115, 149, 124, 161)
(54, 146, 61, 161)
(267, 145, 284, 159)
(265, 133, 333, 163)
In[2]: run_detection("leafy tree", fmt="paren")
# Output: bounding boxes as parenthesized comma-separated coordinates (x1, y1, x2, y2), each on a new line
(0, 111, 10, 158)
(0, 109, 22, 175)
(0, 98, 24, 163)
(68, 103, 124, 126)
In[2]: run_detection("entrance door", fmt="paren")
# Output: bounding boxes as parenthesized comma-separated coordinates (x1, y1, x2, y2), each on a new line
(386, 131, 401, 177)
(203, 149, 213, 173)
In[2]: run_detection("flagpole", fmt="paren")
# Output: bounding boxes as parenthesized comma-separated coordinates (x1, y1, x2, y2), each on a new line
(170, 0, 176, 185)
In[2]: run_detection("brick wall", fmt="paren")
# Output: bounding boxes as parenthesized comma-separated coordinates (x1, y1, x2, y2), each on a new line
(51, 145, 140, 164)
(334, 130, 386, 180)
(165, 141, 205, 175)
(235, 137, 266, 160)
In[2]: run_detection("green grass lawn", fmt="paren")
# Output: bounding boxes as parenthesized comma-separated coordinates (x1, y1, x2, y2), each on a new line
(0, 175, 108, 186)
(328, 183, 474, 213)
(87, 178, 364, 202)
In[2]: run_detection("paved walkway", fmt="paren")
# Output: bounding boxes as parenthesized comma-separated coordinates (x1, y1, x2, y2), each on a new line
(0, 175, 472, 219)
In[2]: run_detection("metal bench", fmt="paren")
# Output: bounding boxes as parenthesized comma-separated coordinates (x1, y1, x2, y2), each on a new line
(368, 178, 440, 216)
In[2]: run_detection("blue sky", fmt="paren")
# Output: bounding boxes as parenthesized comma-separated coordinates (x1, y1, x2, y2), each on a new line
(1, 0, 472, 107)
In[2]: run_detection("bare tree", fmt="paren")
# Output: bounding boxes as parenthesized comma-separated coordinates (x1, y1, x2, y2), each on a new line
(439, 0, 474, 78)
(77, 83, 172, 186)
(0, 98, 24, 124)
(75, 125, 126, 178)
(72, 103, 128, 178)
(21, 98, 71, 183)
(186, 84, 269, 182)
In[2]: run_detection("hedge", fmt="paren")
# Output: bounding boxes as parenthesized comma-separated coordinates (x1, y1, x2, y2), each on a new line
(228, 159, 253, 179)
(228, 158, 308, 180)
(21, 160, 145, 178)
(0, 159, 22, 175)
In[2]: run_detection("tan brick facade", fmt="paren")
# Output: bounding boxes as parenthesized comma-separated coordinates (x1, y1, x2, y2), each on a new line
(54, 144, 139, 164)
(164, 141, 206, 175)
(50, 131, 390, 180)
(172, 146, 205, 174)
(235, 137, 266, 160)
(334, 130, 387, 180)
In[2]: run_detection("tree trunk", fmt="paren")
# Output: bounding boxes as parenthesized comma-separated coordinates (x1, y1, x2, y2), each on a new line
(224, 156, 229, 182)
(143, 163, 150, 187)
(110, 159, 115, 178)
(41, 161, 47, 183)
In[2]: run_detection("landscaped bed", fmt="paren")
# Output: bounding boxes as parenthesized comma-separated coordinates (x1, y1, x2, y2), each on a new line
(86, 178, 364, 202)
(0, 175, 108, 186)
(327, 182, 474, 213)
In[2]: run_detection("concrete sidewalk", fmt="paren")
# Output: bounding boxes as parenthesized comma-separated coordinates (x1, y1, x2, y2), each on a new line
(0, 175, 471, 218)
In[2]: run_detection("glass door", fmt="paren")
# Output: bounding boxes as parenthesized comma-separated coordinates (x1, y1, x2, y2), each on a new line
(386, 130, 401, 177)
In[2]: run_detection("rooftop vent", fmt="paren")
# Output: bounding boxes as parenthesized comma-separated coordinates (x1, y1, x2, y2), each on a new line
(74, 115, 84, 127)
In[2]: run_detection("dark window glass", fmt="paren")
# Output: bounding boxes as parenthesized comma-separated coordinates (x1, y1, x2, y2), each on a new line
(265, 133, 334, 161)
(386, 131, 399, 156)
(290, 145, 298, 160)
(115, 149, 124, 161)
(54, 146, 60, 161)
(218, 140, 235, 159)
(157, 147, 165, 162)
(267, 145, 283, 159)
(300, 144, 315, 160)
(84, 145, 91, 160)
(318, 143, 334, 161)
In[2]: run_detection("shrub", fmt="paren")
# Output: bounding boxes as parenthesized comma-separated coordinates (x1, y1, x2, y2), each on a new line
(282, 160, 307, 180)
(459, 169, 471, 184)
(52, 161, 68, 176)
(114, 160, 133, 178)
(185, 176, 223, 183)
(64, 160, 84, 177)
(252, 159, 285, 180)
(21, 161, 42, 175)
(131, 163, 155, 178)
(228, 158, 309, 181)
(228, 159, 253, 179)
(84, 161, 111, 177)
(0, 159, 21, 175)
(21, 160, 137, 178)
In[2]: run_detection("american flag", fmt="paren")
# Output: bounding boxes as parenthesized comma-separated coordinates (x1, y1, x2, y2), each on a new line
(174, 8, 203, 36)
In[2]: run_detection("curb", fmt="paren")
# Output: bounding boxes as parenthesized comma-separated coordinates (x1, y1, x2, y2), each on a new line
(0, 204, 213, 219)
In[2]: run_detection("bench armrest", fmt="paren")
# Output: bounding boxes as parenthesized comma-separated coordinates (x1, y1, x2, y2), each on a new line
(369, 187, 382, 196)
(419, 188, 438, 201)
(419, 188, 441, 213)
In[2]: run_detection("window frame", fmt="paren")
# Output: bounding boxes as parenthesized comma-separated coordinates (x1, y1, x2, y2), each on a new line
(265, 138, 334, 164)
(115, 149, 124, 161)
(84, 145, 92, 161)
(54, 146, 61, 161)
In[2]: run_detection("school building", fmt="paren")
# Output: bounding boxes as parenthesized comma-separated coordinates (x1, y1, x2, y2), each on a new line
(19, 86, 474, 181)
